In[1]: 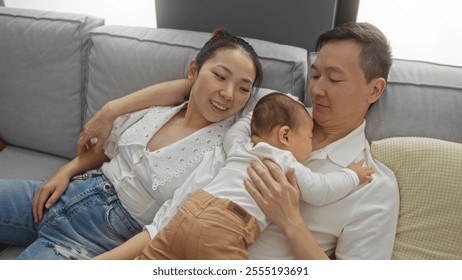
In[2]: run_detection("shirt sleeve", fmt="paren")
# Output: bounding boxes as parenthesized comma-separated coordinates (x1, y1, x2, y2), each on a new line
(292, 163, 360, 206)
(103, 108, 150, 159)
(223, 112, 252, 155)
(335, 158, 400, 260)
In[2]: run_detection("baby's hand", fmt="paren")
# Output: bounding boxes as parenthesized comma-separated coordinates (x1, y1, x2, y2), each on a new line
(347, 160, 374, 184)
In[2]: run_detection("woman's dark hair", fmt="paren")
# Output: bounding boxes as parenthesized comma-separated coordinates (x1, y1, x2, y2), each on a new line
(195, 28, 263, 89)
(315, 22, 392, 83)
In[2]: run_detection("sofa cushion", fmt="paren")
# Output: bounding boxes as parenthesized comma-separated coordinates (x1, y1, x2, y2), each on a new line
(85, 26, 308, 122)
(0, 145, 69, 180)
(371, 137, 462, 259)
(366, 59, 462, 143)
(0, 8, 104, 159)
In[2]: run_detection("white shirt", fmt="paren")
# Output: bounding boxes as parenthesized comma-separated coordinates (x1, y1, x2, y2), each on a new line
(102, 103, 234, 225)
(145, 113, 360, 235)
(248, 121, 400, 260)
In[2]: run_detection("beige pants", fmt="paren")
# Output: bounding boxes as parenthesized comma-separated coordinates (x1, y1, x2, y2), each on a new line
(137, 189, 260, 260)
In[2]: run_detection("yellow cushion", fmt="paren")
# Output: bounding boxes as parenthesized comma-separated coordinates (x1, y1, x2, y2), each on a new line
(371, 137, 462, 260)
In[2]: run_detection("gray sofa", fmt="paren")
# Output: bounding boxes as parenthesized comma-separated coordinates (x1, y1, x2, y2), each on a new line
(1, 7, 461, 260)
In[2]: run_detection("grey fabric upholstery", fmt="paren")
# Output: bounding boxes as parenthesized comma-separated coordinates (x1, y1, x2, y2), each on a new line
(85, 26, 308, 122)
(0, 8, 104, 159)
(366, 59, 462, 143)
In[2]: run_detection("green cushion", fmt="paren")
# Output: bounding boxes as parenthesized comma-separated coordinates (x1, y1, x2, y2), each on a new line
(371, 137, 462, 259)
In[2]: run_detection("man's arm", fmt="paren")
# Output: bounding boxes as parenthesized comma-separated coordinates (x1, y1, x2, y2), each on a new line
(244, 159, 329, 260)
(77, 79, 191, 154)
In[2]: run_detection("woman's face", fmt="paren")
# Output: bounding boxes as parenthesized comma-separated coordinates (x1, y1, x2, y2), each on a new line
(188, 48, 256, 123)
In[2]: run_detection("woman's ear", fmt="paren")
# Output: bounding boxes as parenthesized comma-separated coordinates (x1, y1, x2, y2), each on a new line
(368, 77, 387, 104)
(188, 59, 199, 84)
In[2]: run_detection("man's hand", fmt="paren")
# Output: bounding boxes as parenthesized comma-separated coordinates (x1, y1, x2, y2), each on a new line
(244, 159, 302, 231)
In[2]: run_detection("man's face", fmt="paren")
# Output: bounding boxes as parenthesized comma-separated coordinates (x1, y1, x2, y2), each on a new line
(309, 40, 376, 131)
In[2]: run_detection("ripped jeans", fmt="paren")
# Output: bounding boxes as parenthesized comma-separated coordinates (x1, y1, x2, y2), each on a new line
(0, 170, 142, 259)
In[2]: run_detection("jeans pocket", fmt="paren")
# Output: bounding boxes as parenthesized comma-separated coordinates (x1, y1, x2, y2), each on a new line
(104, 202, 142, 242)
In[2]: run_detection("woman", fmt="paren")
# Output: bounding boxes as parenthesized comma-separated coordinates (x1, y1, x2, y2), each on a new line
(0, 29, 262, 260)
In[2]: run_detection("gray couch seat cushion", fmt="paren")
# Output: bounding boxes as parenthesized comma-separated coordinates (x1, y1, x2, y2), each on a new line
(0, 145, 69, 180)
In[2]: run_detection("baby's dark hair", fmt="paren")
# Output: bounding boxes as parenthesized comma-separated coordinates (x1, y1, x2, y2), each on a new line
(195, 28, 263, 89)
(251, 92, 309, 137)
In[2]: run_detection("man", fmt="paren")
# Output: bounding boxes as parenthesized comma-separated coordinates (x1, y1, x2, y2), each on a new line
(244, 22, 399, 259)
(78, 22, 399, 260)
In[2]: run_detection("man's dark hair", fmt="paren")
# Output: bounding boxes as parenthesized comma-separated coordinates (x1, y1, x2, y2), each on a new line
(315, 22, 392, 82)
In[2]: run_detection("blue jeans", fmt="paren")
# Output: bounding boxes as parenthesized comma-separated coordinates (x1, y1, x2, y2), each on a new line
(0, 170, 142, 259)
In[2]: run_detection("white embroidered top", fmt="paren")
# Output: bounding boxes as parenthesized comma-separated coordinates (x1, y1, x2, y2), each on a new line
(101, 102, 235, 225)
(145, 112, 360, 235)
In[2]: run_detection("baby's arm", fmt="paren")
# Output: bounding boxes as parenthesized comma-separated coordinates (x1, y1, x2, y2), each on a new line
(293, 160, 373, 206)
(347, 160, 374, 184)
(223, 112, 252, 155)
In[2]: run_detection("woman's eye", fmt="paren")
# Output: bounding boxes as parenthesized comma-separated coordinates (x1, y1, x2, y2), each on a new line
(311, 74, 320, 80)
(214, 72, 225, 80)
(240, 87, 251, 93)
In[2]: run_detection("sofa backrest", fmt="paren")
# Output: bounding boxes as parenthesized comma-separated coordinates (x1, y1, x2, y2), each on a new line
(0, 7, 104, 159)
(366, 59, 462, 143)
(84, 26, 308, 122)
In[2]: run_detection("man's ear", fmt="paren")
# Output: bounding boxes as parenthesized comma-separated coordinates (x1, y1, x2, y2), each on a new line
(368, 77, 387, 104)
(188, 59, 199, 84)
(278, 126, 291, 147)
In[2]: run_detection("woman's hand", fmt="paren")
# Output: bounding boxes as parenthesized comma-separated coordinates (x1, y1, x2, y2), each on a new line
(244, 159, 302, 232)
(77, 79, 193, 155)
(77, 102, 115, 155)
(32, 171, 71, 222)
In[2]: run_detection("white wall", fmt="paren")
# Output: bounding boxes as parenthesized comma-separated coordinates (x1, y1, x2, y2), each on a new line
(4, 0, 157, 27)
(358, 0, 462, 66)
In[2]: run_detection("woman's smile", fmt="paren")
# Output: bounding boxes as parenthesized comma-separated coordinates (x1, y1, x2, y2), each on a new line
(210, 100, 229, 112)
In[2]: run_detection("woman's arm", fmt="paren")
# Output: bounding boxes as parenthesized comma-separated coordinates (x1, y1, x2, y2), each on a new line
(77, 79, 191, 154)
(244, 159, 329, 260)
(33, 146, 109, 222)
(93, 230, 151, 260)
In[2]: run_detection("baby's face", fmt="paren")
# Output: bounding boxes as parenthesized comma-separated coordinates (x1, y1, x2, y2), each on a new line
(289, 113, 314, 162)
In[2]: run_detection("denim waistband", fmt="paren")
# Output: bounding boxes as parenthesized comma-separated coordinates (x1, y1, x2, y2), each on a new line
(71, 169, 105, 181)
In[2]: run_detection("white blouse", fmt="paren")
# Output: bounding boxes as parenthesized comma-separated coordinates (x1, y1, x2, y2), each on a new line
(101, 102, 235, 225)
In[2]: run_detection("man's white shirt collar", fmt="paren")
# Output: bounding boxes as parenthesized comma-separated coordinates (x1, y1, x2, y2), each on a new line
(307, 121, 367, 167)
